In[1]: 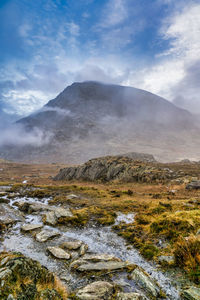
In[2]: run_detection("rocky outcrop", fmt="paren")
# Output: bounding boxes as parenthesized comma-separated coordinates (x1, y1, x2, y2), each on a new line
(0, 251, 67, 299)
(54, 155, 179, 183)
(119, 152, 156, 163)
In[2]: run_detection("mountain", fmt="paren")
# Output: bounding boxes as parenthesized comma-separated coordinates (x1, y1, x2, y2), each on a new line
(1, 81, 200, 163)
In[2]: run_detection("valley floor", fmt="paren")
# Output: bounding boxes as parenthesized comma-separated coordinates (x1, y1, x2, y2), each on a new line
(0, 160, 200, 299)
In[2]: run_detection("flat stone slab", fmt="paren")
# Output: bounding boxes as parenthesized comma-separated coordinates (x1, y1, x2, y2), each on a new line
(21, 224, 43, 232)
(182, 286, 200, 300)
(81, 254, 121, 262)
(131, 267, 164, 298)
(76, 281, 114, 300)
(47, 246, 71, 260)
(35, 229, 61, 242)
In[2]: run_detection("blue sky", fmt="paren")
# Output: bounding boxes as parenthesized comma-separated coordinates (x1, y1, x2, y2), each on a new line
(0, 0, 200, 117)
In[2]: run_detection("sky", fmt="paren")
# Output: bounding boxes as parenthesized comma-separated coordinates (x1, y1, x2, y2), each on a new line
(0, 0, 200, 118)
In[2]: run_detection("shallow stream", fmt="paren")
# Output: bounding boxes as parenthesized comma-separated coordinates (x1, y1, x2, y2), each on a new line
(0, 190, 181, 299)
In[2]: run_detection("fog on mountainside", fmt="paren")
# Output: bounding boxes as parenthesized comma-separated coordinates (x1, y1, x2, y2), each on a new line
(0, 81, 200, 163)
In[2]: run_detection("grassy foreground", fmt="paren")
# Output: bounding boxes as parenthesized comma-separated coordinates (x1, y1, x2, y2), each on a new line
(0, 160, 200, 285)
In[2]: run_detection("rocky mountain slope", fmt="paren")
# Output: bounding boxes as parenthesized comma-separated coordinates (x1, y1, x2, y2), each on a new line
(1, 81, 200, 163)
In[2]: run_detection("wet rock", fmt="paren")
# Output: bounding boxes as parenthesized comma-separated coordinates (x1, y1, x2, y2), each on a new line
(75, 281, 114, 300)
(186, 181, 200, 190)
(43, 211, 57, 226)
(0, 252, 67, 299)
(43, 207, 73, 226)
(131, 266, 165, 299)
(158, 255, 174, 266)
(47, 246, 71, 260)
(116, 292, 146, 300)
(35, 229, 60, 242)
(79, 244, 88, 256)
(71, 254, 133, 272)
(182, 286, 200, 300)
(21, 224, 43, 232)
(80, 254, 121, 262)
(60, 240, 83, 250)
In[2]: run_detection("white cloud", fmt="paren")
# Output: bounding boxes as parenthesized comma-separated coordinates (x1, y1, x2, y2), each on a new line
(100, 0, 128, 28)
(125, 2, 200, 112)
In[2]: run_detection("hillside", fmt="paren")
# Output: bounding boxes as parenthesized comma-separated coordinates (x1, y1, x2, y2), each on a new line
(1, 81, 200, 163)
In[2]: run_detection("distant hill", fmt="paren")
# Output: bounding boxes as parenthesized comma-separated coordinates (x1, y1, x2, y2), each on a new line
(1, 81, 200, 163)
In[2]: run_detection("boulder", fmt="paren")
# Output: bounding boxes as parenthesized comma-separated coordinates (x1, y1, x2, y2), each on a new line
(131, 267, 165, 299)
(35, 229, 60, 242)
(186, 181, 200, 190)
(76, 281, 114, 300)
(182, 287, 200, 300)
(47, 246, 71, 260)
(21, 224, 43, 232)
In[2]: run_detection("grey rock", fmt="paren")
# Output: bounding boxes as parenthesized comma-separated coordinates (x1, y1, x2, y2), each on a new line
(116, 292, 146, 300)
(76, 281, 114, 300)
(54, 155, 176, 183)
(43, 211, 57, 226)
(79, 244, 88, 256)
(47, 246, 71, 259)
(131, 267, 164, 298)
(186, 181, 200, 190)
(35, 229, 60, 242)
(61, 240, 83, 250)
(43, 207, 73, 225)
(182, 287, 200, 300)
(21, 224, 43, 232)
(158, 255, 174, 266)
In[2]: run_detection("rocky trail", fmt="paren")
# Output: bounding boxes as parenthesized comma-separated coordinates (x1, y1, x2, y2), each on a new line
(0, 185, 197, 299)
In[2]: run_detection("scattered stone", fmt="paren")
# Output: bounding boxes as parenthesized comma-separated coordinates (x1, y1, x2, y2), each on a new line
(43, 211, 57, 226)
(75, 281, 114, 300)
(186, 181, 200, 190)
(131, 266, 164, 298)
(158, 255, 174, 266)
(79, 244, 88, 256)
(35, 229, 60, 242)
(47, 246, 71, 260)
(43, 207, 73, 226)
(61, 240, 83, 250)
(116, 292, 146, 300)
(21, 224, 43, 232)
(182, 286, 200, 300)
